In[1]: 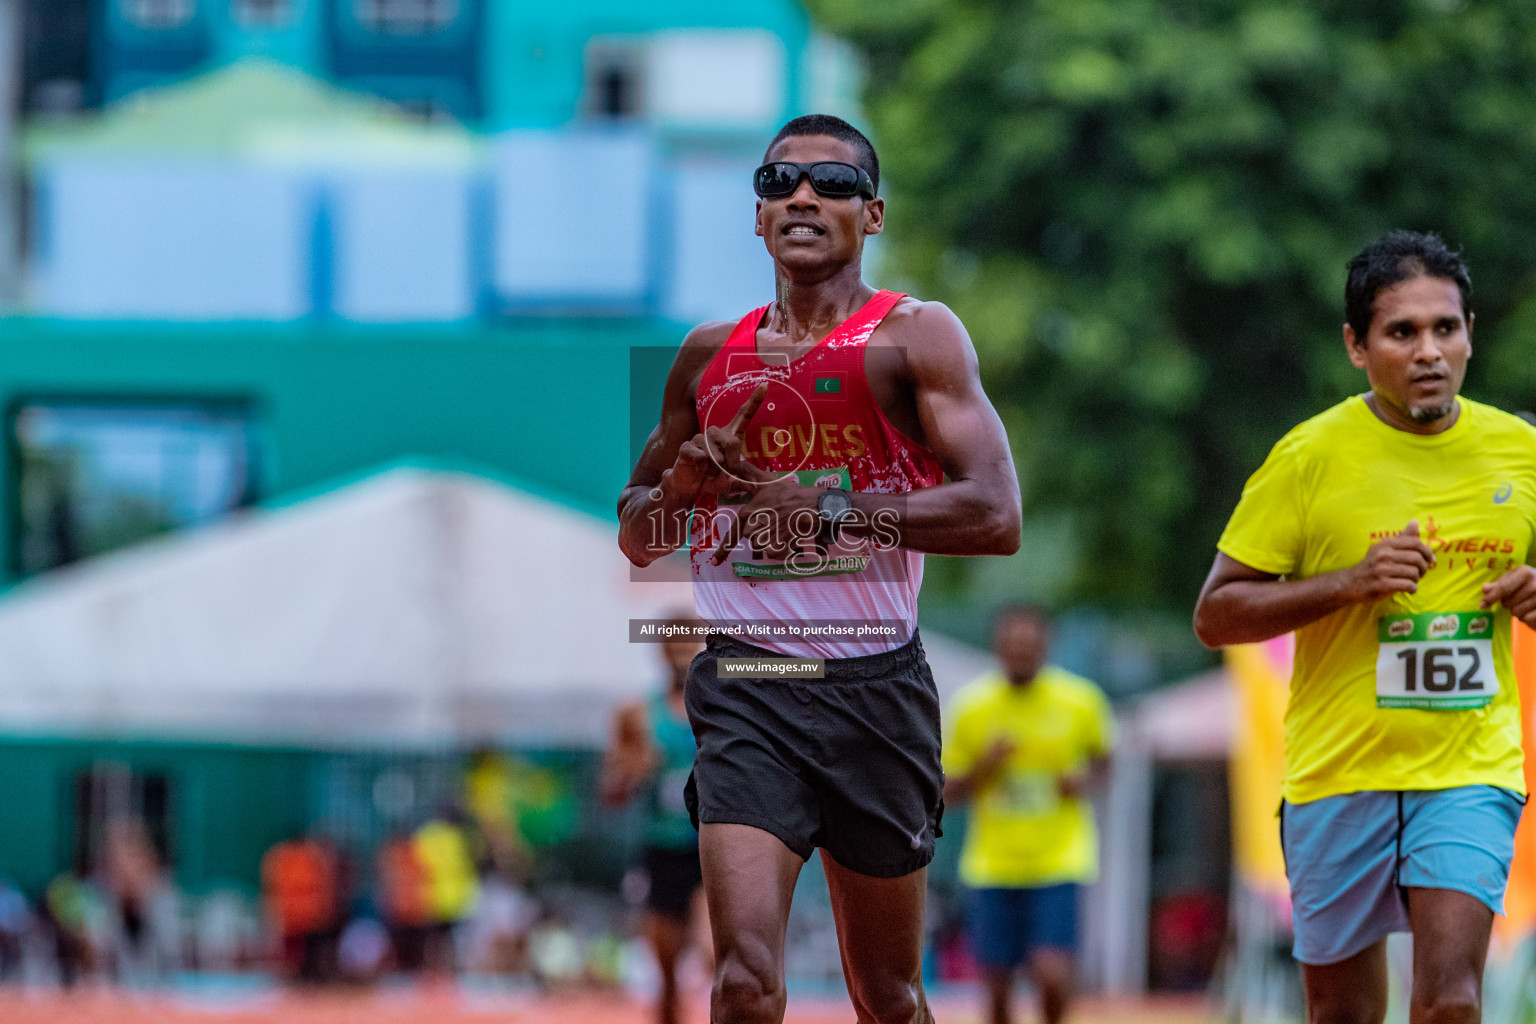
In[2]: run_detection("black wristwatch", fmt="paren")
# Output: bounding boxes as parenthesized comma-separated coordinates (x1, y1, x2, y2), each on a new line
(816, 488, 856, 546)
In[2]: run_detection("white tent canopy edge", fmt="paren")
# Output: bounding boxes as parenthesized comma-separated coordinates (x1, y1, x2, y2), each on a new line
(0, 466, 992, 747)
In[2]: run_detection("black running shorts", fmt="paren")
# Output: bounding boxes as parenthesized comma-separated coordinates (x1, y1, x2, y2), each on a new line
(643, 844, 704, 920)
(683, 631, 944, 878)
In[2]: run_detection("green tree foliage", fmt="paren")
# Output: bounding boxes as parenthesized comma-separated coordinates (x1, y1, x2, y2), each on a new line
(810, 0, 1536, 610)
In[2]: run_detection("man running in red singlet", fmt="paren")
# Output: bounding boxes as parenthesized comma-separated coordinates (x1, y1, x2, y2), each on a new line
(619, 114, 1022, 1024)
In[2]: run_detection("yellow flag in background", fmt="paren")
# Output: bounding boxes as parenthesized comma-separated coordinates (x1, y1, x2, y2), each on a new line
(1496, 623, 1536, 941)
(1229, 625, 1536, 939)
(1226, 635, 1294, 898)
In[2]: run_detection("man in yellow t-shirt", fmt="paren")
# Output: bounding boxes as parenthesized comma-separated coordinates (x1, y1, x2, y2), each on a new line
(414, 810, 479, 974)
(1195, 230, 1536, 1024)
(944, 604, 1113, 1024)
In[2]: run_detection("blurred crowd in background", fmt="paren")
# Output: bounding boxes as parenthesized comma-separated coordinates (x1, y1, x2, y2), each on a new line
(0, 754, 624, 992)
(0, 695, 1242, 1003)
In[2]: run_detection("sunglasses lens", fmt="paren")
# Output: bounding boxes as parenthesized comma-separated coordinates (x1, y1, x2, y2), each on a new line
(755, 163, 800, 197)
(809, 163, 860, 197)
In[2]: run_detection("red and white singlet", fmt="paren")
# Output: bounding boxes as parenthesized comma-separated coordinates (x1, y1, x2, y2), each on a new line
(690, 290, 944, 657)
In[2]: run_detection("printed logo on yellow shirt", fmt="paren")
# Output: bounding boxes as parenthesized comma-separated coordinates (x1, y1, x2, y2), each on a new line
(1366, 516, 1521, 574)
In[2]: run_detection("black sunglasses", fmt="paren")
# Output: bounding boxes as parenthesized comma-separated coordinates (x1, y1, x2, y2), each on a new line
(753, 161, 877, 200)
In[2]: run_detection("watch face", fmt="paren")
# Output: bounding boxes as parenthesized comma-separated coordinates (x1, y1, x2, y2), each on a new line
(819, 489, 853, 517)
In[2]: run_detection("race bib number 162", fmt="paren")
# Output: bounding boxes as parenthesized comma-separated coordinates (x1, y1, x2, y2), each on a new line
(1376, 611, 1498, 710)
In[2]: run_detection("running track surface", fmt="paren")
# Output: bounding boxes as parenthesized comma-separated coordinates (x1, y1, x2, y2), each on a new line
(0, 987, 1215, 1024)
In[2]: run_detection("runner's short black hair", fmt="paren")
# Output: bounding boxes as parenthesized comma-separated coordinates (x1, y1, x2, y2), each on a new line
(1345, 230, 1472, 342)
(764, 114, 880, 196)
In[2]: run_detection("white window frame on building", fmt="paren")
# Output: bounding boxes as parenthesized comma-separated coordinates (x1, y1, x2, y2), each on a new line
(120, 0, 197, 31)
(352, 0, 458, 35)
(644, 29, 787, 132)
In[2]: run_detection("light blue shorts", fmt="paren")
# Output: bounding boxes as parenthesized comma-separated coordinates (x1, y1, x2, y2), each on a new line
(1280, 785, 1524, 966)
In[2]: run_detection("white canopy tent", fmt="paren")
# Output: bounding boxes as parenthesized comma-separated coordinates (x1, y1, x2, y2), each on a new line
(0, 466, 991, 747)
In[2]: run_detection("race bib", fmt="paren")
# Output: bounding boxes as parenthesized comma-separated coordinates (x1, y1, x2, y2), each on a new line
(1375, 611, 1497, 710)
(993, 769, 1059, 816)
(725, 467, 871, 580)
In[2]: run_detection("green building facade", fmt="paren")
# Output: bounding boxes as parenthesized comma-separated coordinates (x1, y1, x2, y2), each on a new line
(0, 316, 675, 898)
(0, 0, 856, 903)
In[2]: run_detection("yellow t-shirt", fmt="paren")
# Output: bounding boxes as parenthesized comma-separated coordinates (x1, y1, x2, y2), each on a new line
(1218, 395, 1536, 804)
(944, 667, 1115, 888)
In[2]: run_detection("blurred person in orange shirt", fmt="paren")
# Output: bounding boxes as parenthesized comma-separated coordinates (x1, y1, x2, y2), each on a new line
(261, 833, 339, 983)
(377, 831, 432, 973)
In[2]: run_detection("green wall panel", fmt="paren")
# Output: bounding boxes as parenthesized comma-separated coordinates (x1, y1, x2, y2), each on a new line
(0, 737, 315, 897)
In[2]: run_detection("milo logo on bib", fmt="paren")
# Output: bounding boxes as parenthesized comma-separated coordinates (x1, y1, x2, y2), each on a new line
(796, 467, 852, 490)
(1428, 614, 1461, 640)
(1375, 610, 1498, 710)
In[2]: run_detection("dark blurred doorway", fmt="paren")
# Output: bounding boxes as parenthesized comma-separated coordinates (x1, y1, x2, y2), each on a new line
(1147, 760, 1230, 991)
(72, 763, 173, 876)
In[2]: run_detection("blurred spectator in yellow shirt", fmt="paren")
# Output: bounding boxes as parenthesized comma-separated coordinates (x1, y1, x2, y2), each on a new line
(943, 605, 1114, 1024)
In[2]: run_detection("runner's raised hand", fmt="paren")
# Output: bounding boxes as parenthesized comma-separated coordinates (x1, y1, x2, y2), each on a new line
(662, 383, 770, 500)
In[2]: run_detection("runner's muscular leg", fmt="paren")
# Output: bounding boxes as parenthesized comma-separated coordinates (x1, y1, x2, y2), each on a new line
(822, 850, 933, 1024)
(1301, 939, 1388, 1024)
(700, 823, 804, 1024)
(1406, 887, 1492, 1024)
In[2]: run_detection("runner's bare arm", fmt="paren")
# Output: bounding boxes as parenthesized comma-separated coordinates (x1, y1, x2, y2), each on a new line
(848, 301, 1021, 555)
(1194, 522, 1437, 648)
(617, 322, 766, 567)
